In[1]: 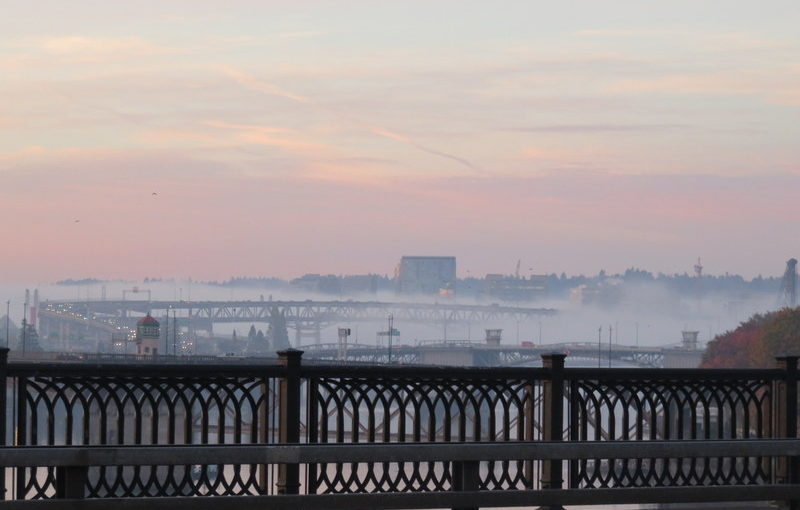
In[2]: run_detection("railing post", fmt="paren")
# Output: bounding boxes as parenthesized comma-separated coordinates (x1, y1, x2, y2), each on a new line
(0, 348, 7, 501)
(775, 355, 798, 510)
(306, 378, 319, 494)
(277, 348, 303, 495)
(524, 378, 535, 489)
(55, 466, 88, 499)
(540, 353, 566, 509)
(15, 373, 26, 500)
(451, 459, 480, 510)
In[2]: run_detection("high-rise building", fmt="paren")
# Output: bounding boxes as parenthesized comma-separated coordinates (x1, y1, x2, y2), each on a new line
(397, 256, 456, 295)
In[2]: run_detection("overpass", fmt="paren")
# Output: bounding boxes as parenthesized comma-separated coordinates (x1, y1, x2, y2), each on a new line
(39, 299, 556, 345)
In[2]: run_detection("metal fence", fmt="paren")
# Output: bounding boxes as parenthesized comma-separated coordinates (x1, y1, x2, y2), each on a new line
(1, 347, 798, 505)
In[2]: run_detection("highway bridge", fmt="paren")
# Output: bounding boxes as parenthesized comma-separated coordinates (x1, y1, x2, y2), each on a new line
(34, 300, 701, 367)
(39, 299, 556, 344)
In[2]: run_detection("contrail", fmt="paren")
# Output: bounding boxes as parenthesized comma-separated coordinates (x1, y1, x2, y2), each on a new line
(220, 66, 480, 172)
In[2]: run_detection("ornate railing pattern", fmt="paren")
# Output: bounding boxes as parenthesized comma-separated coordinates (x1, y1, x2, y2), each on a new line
(1, 349, 798, 502)
(568, 371, 776, 488)
(307, 370, 541, 493)
(6, 363, 283, 499)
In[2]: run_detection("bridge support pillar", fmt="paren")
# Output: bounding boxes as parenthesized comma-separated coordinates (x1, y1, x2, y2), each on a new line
(277, 349, 304, 495)
(539, 353, 566, 510)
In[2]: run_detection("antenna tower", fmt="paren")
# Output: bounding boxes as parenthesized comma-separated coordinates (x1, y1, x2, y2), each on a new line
(779, 258, 797, 308)
(694, 257, 703, 279)
(693, 257, 703, 304)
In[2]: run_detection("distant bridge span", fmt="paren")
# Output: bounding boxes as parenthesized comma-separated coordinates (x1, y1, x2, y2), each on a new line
(43, 299, 555, 325)
(40, 299, 556, 344)
(302, 340, 674, 368)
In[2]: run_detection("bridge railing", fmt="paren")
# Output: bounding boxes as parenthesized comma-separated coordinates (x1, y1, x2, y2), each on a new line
(1, 441, 800, 509)
(1, 348, 799, 503)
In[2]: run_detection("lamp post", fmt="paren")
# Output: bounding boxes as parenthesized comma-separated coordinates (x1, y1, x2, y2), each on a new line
(597, 326, 602, 368)
(22, 301, 27, 356)
(165, 307, 170, 356)
(387, 314, 394, 364)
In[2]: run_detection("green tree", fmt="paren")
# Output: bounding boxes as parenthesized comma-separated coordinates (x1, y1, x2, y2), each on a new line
(268, 307, 290, 351)
(246, 328, 269, 355)
(16, 321, 44, 352)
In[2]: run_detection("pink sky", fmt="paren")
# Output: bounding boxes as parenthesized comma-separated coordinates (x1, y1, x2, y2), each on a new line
(1, 1, 798, 282)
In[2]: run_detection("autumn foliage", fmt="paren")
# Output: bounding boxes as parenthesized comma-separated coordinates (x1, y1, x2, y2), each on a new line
(701, 307, 800, 368)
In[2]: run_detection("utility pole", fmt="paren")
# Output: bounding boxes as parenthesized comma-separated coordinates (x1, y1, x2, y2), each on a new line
(5, 300, 9, 348)
(387, 314, 394, 364)
(22, 301, 28, 356)
(608, 325, 613, 368)
(598, 326, 602, 368)
(165, 308, 169, 356)
(173, 309, 177, 356)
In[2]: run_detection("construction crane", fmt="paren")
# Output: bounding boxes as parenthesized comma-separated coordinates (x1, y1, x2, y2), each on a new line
(779, 258, 797, 308)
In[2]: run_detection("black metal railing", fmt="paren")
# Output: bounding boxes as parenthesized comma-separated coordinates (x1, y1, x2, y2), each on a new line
(1, 347, 799, 506)
(2, 441, 800, 509)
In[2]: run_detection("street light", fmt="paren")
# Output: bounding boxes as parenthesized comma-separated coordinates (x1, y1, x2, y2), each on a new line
(22, 301, 28, 356)
(387, 314, 394, 364)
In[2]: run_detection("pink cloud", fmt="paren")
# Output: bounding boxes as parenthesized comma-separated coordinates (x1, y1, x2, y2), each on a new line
(0, 145, 797, 282)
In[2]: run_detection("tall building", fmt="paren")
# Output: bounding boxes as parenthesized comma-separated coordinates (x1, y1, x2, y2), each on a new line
(397, 256, 456, 295)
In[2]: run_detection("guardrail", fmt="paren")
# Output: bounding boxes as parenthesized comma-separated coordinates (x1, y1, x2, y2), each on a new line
(2, 347, 799, 507)
(1, 440, 799, 509)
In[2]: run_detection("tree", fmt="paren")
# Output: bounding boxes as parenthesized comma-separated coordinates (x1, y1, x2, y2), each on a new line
(761, 308, 800, 362)
(268, 307, 291, 351)
(701, 308, 800, 368)
(246, 327, 269, 355)
(0, 316, 19, 347)
(16, 320, 44, 353)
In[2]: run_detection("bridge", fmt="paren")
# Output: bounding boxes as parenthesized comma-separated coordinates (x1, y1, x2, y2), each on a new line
(1, 348, 798, 508)
(38, 299, 556, 345)
(302, 340, 677, 367)
(35, 297, 695, 367)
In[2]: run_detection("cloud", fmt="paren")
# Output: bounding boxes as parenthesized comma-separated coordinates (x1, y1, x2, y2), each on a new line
(205, 120, 331, 154)
(1, 143, 797, 281)
(575, 28, 686, 38)
(219, 66, 481, 173)
(609, 71, 800, 106)
(37, 36, 169, 60)
(509, 124, 691, 133)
